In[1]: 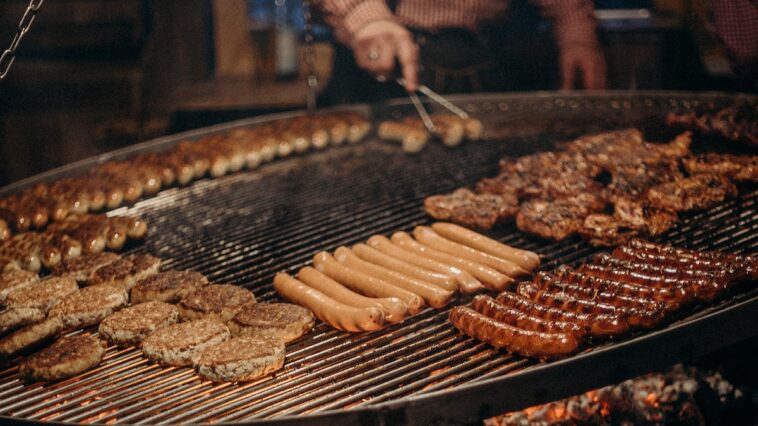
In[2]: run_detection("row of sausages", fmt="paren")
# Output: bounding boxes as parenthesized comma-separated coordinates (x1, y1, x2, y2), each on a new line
(274, 222, 540, 332)
(0, 214, 147, 273)
(0, 112, 371, 238)
(378, 114, 483, 153)
(450, 239, 755, 360)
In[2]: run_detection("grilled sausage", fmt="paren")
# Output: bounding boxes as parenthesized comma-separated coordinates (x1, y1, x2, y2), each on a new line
(0, 207, 31, 233)
(430, 222, 540, 271)
(0, 257, 22, 273)
(377, 121, 429, 153)
(530, 274, 666, 328)
(312, 252, 421, 317)
(0, 219, 9, 241)
(297, 267, 405, 322)
(273, 272, 385, 332)
(367, 235, 483, 293)
(554, 266, 690, 308)
(0, 240, 43, 272)
(334, 247, 454, 308)
(495, 291, 629, 338)
(351, 243, 457, 291)
(471, 295, 586, 340)
(413, 226, 528, 278)
(391, 232, 513, 291)
(613, 244, 752, 282)
(449, 306, 580, 359)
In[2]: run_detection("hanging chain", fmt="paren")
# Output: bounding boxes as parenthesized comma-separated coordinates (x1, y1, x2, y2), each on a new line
(0, 0, 44, 80)
(302, 0, 318, 113)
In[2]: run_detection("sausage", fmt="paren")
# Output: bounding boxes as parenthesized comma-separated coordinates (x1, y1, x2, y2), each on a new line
(0, 207, 31, 233)
(577, 262, 712, 301)
(0, 240, 42, 272)
(41, 233, 82, 261)
(351, 243, 457, 292)
(449, 306, 580, 359)
(0, 219, 9, 241)
(407, 116, 464, 147)
(366, 235, 483, 293)
(377, 121, 429, 153)
(334, 247, 455, 308)
(431, 222, 540, 271)
(413, 226, 528, 278)
(530, 274, 666, 328)
(8, 234, 62, 269)
(312, 251, 421, 316)
(495, 291, 629, 338)
(0, 257, 21, 273)
(391, 232, 513, 291)
(471, 295, 585, 341)
(517, 282, 621, 316)
(554, 266, 690, 309)
(627, 239, 754, 266)
(115, 216, 148, 239)
(297, 266, 406, 322)
(273, 272, 385, 332)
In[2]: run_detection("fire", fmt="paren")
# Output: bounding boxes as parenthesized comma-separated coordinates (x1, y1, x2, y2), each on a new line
(645, 392, 659, 407)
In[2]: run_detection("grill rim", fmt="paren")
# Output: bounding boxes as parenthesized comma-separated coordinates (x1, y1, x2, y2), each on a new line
(0, 91, 755, 425)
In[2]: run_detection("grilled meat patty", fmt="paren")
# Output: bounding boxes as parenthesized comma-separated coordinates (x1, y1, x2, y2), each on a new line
(48, 284, 129, 329)
(578, 214, 639, 247)
(0, 270, 39, 302)
(178, 284, 256, 322)
(51, 252, 120, 284)
(130, 270, 209, 304)
(423, 188, 519, 230)
(90, 254, 161, 290)
(0, 307, 45, 335)
(5, 277, 79, 313)
(141, 319, 230, 367)
(516, 194, 606, 241)
(647, 173, 738, 212)
(0, 318, 66, 360)
(228, 303, 314, 343)
(683, 153, 758, 182)
(99, 301, 179, 346)
(666, 102, 758, 146)
(193, 336, 285, 382)
(613, 198, 678, 237)
(19, 333, 105, 382)
(607, 160, 683, 200)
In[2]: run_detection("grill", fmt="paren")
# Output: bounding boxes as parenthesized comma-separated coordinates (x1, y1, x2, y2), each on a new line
(0, 91, 756, 425)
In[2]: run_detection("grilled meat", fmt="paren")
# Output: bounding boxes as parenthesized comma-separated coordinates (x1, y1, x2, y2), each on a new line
(499, 151, 603, 178)
(683, 153, 758, 183)
(647, 173, 738, 212)
(578, 214, 638, 247)
(478, 169, 605, 201)
(423, 188, 518, 230)
(562, 129, 692, 169)
(613, 198, 678, 237)
(666, 102, 758, 146)
(607, 159, 683, 200)
(516, 194, 606, 241)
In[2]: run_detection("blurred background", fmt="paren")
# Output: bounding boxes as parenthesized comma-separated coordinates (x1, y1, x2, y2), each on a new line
(0, 0, 751, 186)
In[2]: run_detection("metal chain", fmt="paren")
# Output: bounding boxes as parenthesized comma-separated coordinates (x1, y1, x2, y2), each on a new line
(0, 0, 44, 80)
(302, 0, 318, 113)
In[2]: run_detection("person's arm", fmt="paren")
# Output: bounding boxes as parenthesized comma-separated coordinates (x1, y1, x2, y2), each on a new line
(313, 0, 419, 90)
(530, 0, 607, 89)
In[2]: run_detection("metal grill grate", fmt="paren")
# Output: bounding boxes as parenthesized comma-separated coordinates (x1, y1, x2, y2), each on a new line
(0, 92, 755, 425)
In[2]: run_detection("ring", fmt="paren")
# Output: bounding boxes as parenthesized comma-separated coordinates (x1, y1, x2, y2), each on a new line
(368, 50, 380, 61)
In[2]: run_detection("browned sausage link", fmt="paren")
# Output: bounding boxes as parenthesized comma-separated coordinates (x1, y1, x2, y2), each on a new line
(449, 306, 580, 359)
(11, 199, 48, 229)
(530, 274, 666, 329)
(0, 219, 9, 241)
(612, 244, 751, 282)
(554, 265, 690, 309)
(10, 233, 62, 269)
(41, 233, 82, 260)
(593, 254, 726, 300)
(0, 207, 31, 233)
(518, 281, 624, 316)
(48, 223, 106, 254)
(495, 291, 629, 338)
(627, 239, 752, 264)
(471, 295, 586, 341)
(0, 257, 22, 273)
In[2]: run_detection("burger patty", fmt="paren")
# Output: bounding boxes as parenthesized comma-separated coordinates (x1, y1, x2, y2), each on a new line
(19, 333, 105, 382)
(423, 188, 518, 230)
(0, 270, 39, 303)
(141, 320, 230, 367)
(193, 336, 285, 382)
(647, 173, 738, 212)
(51, 252, 120, 284)
(5, 277, 79, 313)
(99, 301, 178, 346)
(228, 303, 314, 343)
(90, 254, 161, 290)
(0, 307, 45, 335)
(178, 284, 256, 323)
(48, 284, 129, 329)
(0, 318, 66, 360)
(130, 270, 209, 304)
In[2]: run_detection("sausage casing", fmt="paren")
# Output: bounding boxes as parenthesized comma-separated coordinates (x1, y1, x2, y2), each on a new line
(351, 243, 457, 291)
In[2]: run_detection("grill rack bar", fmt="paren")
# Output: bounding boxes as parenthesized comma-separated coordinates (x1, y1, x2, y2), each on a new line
(0, 92, 755, 425)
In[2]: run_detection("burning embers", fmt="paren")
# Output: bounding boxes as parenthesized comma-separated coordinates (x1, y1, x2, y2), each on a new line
(487, 365, 748, 425)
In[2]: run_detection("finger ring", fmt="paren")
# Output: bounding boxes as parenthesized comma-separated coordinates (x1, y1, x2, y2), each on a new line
(376, 75, 387, 82)
(368, 50, 380, 61)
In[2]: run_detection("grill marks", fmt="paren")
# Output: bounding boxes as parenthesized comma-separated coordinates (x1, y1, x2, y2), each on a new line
(450, 240, 755, 360)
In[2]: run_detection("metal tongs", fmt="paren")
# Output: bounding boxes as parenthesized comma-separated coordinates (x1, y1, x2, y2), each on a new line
(396, 78, 470, 134)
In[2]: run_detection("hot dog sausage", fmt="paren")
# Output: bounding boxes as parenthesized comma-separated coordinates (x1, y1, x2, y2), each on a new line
(274, 272, 386, 332)
(351, 243, 457, 291)
(334, 247, 454, 308)
(313, 252, 420, 318)
(413, 226, 528, 278)
(431, 222, 540, 271)
(449, 306, 580, 359)
(366, 235, 483, 293)
(391, 232, 513, 291)
(297, 267, 402, 319)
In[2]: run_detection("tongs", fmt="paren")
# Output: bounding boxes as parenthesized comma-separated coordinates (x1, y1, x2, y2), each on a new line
(396, 78, 470, 134)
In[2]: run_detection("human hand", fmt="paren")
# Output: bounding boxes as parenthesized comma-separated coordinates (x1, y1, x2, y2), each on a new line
(351, 20, 419, 91)
(560, 46, 607, 90)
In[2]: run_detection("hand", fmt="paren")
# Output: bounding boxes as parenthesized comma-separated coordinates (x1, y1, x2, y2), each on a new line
(560, 46, 607, 90)
(351, 20, 420, 91)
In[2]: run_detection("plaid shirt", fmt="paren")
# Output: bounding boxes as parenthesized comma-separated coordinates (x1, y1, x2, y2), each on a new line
(712, 0, 758, 68)
(314, 0, 600, 51)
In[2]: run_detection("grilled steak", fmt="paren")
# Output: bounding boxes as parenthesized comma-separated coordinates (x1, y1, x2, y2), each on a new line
(423, 188, 518, 230)
(578, 214, 638, 246)
(647, 173, 738, 212)
(683, 153, 758, 182)
(499, 151, 603, 178)
(516, 194, 606, 240)
(608, 159, 683, 200)
(613, 198, 678, 237)
(666, 102, 758, 146)
(562, 129, 692, 169)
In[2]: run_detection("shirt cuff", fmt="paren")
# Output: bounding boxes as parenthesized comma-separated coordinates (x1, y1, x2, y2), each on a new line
(340, 1, 396, 41)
